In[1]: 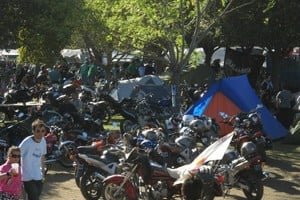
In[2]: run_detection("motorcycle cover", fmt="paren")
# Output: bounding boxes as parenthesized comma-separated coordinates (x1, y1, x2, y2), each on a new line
(172, 132, 234, 185)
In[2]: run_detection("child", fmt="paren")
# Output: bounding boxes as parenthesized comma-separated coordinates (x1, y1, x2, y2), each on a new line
(0, 146, 22, 200)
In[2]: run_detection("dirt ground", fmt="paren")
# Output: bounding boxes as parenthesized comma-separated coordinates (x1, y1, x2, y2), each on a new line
(39, 141, 300, 200)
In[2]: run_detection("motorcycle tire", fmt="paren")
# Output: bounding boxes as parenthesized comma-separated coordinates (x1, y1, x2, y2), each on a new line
(242, 176, 264, 200)
(102, 181, 130, 200)
(74, 167, 81, 188)
(58, 142, 77, 168)
(74, 163, 86, 188)
(80, 168, 104, 200)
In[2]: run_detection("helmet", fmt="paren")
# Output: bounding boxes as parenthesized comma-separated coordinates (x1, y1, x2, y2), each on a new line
(182, 115, 194, 127)
(240, 141, 257, 158)
(248, 113, 260, 125)
(189, 119, 206, 133)
(200, 116, 213, 130)
(141, 129, 157, 141)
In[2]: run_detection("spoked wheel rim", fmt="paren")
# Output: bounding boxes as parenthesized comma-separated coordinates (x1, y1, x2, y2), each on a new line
(103, 182, 128, 200)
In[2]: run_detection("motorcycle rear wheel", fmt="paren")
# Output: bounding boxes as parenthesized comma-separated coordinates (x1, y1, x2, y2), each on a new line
(58, 142, 76, 168)
(242, 177, 264, 200)
(102, 182, 129, 200)
(80, 169, 103, 200)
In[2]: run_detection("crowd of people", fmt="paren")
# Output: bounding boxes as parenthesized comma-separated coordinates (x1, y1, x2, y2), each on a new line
(0, 56, 157, 98)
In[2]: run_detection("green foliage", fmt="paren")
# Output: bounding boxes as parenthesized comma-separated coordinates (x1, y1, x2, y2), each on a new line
(188, 49, 204, 67)
(16, 0, 83, 65)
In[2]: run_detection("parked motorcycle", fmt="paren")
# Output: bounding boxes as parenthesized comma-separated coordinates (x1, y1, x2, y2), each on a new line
(44, 125, 77, 172)
(102, 147, 183, 200)
(0, 109, 63, 164)
(219, 104, 272, 162)
(72, 132, 120, 188)
(179, 132, 269, 200)
(119, 95, 166, 134)
(216, 146, 268, 200)
(79, 145, 124, 200)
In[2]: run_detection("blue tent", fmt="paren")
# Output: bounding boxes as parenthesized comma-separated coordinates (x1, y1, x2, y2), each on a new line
(185, 75, 288, 140)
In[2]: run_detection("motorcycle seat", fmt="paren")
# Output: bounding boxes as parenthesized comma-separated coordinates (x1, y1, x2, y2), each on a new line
(100, 151, 121, 164)
(77, 146, 98, 154)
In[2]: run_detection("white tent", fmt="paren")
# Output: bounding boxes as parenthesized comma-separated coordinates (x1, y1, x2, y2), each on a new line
(0, 49, 19, 61)
(60, 49, 89, 63)
(110, 75, 169, 102)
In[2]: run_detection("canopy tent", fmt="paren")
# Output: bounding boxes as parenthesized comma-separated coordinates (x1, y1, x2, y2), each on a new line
(185, 75, 288, 140)
(110, 75, 170, 102)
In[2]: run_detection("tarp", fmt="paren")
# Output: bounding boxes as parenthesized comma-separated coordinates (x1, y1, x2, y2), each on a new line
(185, 75, 288, 140)
(110, 75, 170, 102)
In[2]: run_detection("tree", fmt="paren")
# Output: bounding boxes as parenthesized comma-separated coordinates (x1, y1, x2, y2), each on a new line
(0, 0, 25, 49)
(257, 0, 300, 89)
(16, 0, 83, 65)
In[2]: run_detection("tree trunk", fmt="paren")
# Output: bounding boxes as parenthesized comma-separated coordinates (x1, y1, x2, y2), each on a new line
(269, 50, 284, 91)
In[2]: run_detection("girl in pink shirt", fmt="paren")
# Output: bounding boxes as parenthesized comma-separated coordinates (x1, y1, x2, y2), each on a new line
(0, 146, 22, 200)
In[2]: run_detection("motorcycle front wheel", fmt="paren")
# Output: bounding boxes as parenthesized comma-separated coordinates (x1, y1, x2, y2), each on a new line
(80, 168, 104, 200)
(242, 177, 264, 200)
(102, 182, 130, 200)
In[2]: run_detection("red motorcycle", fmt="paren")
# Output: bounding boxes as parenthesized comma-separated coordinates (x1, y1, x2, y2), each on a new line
(44, 125, 77, 173)
(102, 147, 182, 200)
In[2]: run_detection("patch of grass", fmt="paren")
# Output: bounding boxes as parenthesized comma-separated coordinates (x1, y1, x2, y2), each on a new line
(103, 115, 123, 131)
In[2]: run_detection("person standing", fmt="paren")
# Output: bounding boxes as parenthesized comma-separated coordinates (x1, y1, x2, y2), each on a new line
(19, 119, 47, 200)
(0, 146, 22, 200)
(138, 64, 145, 77)
(48, 65, 62, 85)
(79, 58, 90, 85)
(87, 60, 98, 86)
(126, 58, 140, 78)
